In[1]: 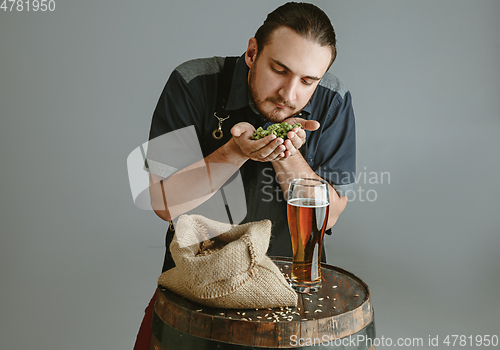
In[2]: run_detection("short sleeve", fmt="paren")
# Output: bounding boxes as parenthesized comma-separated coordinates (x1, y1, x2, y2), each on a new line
(145, 69, 206, 178)
(313, 91, 356, 198)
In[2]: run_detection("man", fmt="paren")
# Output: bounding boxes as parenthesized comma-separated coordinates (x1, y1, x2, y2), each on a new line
(134, 2, 355, 348)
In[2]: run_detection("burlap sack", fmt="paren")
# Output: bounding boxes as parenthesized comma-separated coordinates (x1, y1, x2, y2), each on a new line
(158, 214, 298, 309)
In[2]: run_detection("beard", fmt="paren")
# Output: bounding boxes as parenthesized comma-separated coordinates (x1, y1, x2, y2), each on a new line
(248, 58, 299, 123)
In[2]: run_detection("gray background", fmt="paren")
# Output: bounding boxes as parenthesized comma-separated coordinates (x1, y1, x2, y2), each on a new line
(0, 0, 498, 349)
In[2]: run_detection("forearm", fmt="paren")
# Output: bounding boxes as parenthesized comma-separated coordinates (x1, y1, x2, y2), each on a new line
(150, 138, 248, 221)
(271, 153, 347, 230)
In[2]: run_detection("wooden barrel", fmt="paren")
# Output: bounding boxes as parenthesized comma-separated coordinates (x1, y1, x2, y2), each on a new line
(151, 257, 376, 349)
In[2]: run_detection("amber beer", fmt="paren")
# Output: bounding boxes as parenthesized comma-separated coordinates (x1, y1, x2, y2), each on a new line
(287, 178, 330, 293)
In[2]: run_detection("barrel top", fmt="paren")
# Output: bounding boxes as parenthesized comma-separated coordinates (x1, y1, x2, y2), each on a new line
(155, 257, 373, 348)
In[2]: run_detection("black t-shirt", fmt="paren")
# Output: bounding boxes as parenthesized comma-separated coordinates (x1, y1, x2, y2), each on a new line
(147, 55, 356, 272)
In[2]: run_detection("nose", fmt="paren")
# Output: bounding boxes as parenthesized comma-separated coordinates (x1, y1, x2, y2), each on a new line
(278, 78, 298, 102)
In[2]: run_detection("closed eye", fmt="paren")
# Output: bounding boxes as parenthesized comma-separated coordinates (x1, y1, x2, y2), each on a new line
(271, 62, 316, 85)
(272, 66, 286, 74)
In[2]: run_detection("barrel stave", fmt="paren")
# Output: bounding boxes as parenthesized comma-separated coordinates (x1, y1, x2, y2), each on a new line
(255, 322, 277, 347)
(210, 316, 233, 343)
(188, 310, 213, 339)
(276, 319, 300, 347)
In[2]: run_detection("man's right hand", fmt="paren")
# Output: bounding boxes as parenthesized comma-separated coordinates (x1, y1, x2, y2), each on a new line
(230, 122, 287, 162)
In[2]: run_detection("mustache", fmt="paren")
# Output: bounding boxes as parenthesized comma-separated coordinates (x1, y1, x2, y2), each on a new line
(267, 97, 296, 110)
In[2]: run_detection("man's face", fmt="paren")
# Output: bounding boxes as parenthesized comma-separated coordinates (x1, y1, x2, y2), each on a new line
(246, 26, 332, 123)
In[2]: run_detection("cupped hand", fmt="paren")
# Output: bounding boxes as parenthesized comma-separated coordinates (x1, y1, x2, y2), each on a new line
(230, 122, 287, 162)
(280, 117, 320, 158)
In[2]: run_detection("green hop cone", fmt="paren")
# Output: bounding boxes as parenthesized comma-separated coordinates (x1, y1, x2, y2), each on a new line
(252, 122, 303, 140)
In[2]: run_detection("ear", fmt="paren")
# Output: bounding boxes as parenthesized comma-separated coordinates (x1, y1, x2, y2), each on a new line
(245, 38, 258, 68)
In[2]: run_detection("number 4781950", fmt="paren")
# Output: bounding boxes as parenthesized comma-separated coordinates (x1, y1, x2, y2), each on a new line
(1, 0, 56, 11)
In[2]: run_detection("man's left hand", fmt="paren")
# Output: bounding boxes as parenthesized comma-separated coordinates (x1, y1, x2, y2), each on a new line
(277, 118, 320, 160)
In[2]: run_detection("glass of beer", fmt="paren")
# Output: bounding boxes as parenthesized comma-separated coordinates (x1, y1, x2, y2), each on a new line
(287, 178, 330, 293)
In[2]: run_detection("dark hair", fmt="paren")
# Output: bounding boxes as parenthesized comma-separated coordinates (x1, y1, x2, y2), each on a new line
(254, 2, 337, 66)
